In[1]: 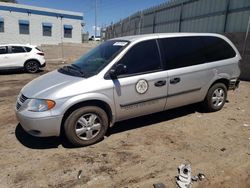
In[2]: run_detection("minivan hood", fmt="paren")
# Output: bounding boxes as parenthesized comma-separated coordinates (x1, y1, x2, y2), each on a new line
(22, 70, 84, 99)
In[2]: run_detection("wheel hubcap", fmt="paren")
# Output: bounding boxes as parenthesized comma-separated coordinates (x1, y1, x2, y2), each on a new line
(75, 113, 101, 140)
(212, 88, 225, 107)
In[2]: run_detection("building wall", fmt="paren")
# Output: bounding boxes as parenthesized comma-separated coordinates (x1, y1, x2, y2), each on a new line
(0, 2, 83, 45)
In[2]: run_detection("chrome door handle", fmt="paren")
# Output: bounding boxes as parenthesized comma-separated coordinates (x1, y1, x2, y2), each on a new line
(170, 77, 181, 84)
(154, 80, 166, 87)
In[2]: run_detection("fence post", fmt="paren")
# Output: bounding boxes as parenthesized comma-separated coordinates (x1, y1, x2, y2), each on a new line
(153, 10, 156, 33)
(138, 11, 142, 34)
(223, 0, 230, 33)
(242, 15, 250, 60)
(178, 3, 183, 32)
(121, 20, 123, 37)
(128, 16, 131, 35)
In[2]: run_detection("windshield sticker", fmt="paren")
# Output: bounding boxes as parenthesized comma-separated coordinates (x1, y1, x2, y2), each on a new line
(113, 42, 128, 46)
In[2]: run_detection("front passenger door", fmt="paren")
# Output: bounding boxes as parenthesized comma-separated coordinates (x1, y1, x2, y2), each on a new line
(0, 46, 9, 68)
(112, 39, 168, 121)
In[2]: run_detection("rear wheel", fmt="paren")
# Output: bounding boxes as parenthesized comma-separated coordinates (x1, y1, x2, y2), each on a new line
(203, 83, 227, 112)
(24, 60, 39, 73)
(64, 106, 109, 146)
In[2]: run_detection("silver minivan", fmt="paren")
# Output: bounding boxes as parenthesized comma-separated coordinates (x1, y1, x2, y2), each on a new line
(15, 33, 241, 146)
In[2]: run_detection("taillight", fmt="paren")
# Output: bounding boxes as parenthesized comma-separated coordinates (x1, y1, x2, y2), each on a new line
(37, 52, 44, 56)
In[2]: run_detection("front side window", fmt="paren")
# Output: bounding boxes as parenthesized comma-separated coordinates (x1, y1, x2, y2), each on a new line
(0, 46, 7, 54)
(64, 25, 72, 38)
(11, 46, 26, 53)
(58, 40, 129, 77)
(117, 39, 162, 76)
(161, 36, 207, 70)
(19, 20, 30, 35)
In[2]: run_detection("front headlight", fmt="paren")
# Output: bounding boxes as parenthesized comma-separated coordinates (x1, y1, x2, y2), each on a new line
(27, 99, 56, 112)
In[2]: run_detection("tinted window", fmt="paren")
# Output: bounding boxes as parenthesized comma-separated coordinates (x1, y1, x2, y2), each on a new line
(43, 26, 52, 37)
(202, 36, 236, 62)
(64, 28, 72, 38)
(24, 47, 32, 52)
(11, 46, 26, 53)
(19, 24, 29, 35)
(0, 46, 7, 54)
(0, 22, 4, 33)
(161, 36, 207, 70)
(36, 47, 42, 52)
(118, 40, 162, 76)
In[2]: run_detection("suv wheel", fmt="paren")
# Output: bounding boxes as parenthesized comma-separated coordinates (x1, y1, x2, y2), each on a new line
(64, 106, 109, 146)
(203, 83, 227, 112)
(25, 61, 39, 73)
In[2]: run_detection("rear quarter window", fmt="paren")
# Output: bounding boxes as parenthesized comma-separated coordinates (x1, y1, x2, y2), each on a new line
(24, 47, 32, 52)
(202, 36, 236, 62)
(35, 47, 43, 52)
(160, 36, 237, 70)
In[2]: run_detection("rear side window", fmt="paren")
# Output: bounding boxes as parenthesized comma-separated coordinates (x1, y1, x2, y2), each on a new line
(0, 46, 7, 54)
(24, 47, 32, 52)
(202, 36, 236, 62)
(161, 36, 236, 70)
(118, 39, 162, 76)
(161, 36, 207, 70)
(11, 46, 26, 53)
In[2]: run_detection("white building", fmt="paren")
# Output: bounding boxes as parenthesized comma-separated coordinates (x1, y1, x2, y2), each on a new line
(0, 2, 83, 45)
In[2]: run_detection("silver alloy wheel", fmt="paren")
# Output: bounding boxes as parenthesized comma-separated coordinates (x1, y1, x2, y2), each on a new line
(75, 113, 102, 140)
(211, 88, 225, 107)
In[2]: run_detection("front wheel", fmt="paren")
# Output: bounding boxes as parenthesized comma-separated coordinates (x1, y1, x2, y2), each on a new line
(203, 83, 227, 112)
(64, 106, 109, 146)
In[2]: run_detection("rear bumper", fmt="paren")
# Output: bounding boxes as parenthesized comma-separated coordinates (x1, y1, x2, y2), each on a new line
(229, 78, 240, 90)
(40, 62, 46, 68)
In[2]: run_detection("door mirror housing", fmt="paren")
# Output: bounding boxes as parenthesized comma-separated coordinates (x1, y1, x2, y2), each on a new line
(109, 64, 127, 79)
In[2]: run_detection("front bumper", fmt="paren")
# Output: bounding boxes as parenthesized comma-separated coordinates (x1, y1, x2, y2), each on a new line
(16, 111, 63, 137)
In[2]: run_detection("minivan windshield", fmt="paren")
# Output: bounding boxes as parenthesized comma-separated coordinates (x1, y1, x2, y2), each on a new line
(58, 40, 129, 78)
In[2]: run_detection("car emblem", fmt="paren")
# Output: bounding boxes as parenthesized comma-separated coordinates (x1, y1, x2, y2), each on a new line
(135, 79, 148, 94)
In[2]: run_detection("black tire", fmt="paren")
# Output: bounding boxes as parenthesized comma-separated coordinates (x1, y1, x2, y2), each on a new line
(24, 60, 40, 73)
(64, 106, 109, 146)
(203, 83, 227, 112)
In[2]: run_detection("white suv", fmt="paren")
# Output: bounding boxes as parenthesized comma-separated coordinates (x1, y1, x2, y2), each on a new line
(0, 44, 46, 73)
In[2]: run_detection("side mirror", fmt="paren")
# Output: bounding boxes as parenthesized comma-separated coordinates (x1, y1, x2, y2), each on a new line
(109, 64, 127, 79)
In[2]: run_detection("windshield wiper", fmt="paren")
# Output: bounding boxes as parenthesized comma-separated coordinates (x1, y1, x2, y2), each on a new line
(59, 65, 85, 77)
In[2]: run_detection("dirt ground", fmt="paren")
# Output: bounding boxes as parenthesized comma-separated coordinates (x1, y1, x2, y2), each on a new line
(0, 62, 249, 188)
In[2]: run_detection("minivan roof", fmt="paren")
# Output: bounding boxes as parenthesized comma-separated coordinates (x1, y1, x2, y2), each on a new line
(111, 33, 227, 43)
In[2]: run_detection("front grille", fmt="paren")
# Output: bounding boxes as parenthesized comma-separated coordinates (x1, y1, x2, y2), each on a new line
(16, 94, 28, 110)
(16, 102, 21, 110)
(20, 94, 28, 103)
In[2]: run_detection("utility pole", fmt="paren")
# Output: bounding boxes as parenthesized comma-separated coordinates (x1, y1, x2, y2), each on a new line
(95, 0, 97, 37)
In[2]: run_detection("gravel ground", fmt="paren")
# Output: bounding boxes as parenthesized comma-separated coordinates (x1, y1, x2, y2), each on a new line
(0, 62, 249, 188)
